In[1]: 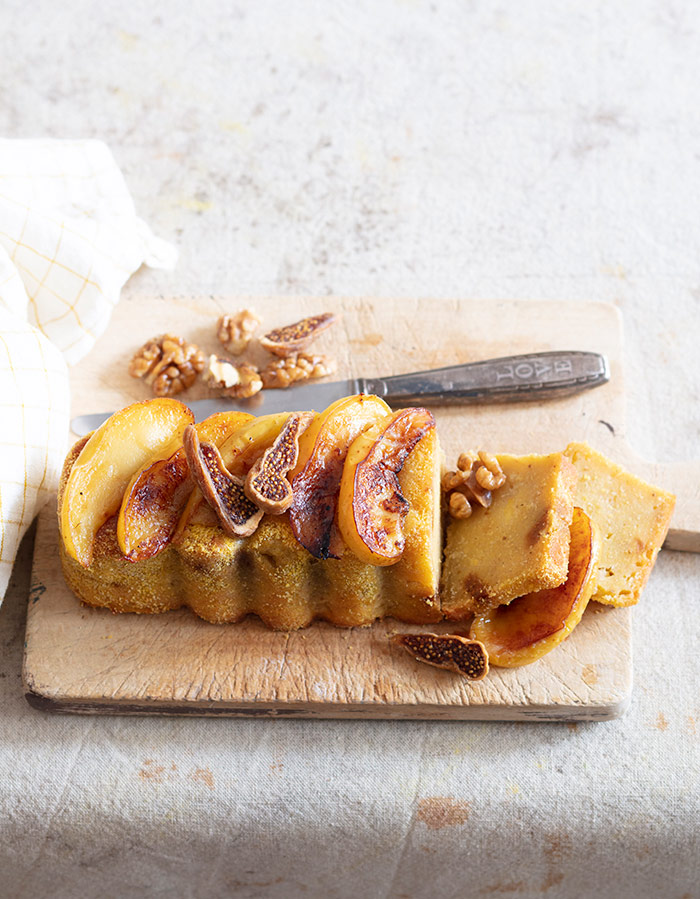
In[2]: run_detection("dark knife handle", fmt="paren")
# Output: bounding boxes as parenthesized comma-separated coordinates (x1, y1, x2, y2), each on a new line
(358, 351, 609, 405)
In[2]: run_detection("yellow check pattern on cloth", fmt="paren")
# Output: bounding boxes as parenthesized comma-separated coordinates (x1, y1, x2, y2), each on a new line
(0, 139, 176, 598)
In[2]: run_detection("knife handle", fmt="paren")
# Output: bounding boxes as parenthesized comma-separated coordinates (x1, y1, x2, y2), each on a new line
(358, 351, 609, 406)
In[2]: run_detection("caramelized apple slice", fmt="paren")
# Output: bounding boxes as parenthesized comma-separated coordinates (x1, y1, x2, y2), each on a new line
(117, 411, 254, 561)
(338, 407, 435, 566)
(289, 394, 391, 559)
(183, 425, 263, 537)
(60, 399, 194, 567)
(173, 412, 293, 538)
(469, 507, 599, 667)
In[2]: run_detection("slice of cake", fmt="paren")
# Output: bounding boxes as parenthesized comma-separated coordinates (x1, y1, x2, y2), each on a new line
(441, 452, 578, 619)
(564, 442, 675, 606)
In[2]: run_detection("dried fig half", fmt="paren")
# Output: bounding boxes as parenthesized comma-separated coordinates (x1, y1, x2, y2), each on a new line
(174, 412, 292, 540)
(259, 312, 336, 357)
(391, 633, 489, 681)
(182, 424, 263, 538)
(244, 411, 315, 514)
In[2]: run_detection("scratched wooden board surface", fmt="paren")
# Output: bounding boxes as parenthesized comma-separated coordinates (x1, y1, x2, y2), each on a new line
(22, 297, 700, 719)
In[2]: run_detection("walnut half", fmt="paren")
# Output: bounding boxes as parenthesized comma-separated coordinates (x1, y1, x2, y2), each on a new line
(205, 355, 263, 399)
(260, 353, 337, 389)
(217, 309, 261, 355)
(443, 451, 507, 519)
(129, 334, 205, 397)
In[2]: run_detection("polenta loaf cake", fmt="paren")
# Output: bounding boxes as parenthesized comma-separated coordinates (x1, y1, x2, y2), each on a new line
(57, 393, 676, 662)
(58, 395, 443, 630)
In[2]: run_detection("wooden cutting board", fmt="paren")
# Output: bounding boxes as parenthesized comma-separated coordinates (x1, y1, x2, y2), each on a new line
(23, 297, 700, 720)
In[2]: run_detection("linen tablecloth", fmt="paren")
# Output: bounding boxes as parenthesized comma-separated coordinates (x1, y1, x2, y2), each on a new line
(1, 3, 698, 898)
(0, 138, 176, 598)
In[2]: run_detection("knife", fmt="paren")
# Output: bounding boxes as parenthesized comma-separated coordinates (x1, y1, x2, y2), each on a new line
(70, 350, 609, 435)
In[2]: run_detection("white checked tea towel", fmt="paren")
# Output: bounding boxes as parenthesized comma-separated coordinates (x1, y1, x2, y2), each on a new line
(0, 139, 176, 598)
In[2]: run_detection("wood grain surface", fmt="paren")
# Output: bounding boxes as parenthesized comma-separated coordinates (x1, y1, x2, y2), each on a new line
(23, 296, 698, 719)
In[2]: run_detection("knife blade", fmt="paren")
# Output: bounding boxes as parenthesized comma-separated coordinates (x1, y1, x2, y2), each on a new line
(70, 350, 609, 435)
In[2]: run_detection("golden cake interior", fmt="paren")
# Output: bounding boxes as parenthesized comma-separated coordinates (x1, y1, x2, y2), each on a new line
(564, 442, 676, 607)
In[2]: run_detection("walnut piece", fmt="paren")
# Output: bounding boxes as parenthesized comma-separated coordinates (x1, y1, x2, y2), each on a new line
(260, 353, 337, 389)
(391, 633, 489, 680)
(443, 450, 507, 519)
(129, 333, 205, 397)
(259, 312, 336, 357)
(205, 355, 263, 399)
(217, 309, 261, 355)
(244, 411, 315, 514)
(474, 451, 507, 490)
(448, 491, 473, 519)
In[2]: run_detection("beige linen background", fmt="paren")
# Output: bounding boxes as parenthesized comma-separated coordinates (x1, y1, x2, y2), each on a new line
(0, 4, 698, 899)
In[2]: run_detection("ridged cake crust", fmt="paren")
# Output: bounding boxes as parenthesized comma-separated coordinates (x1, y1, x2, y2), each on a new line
(58, 428, 443, 630)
